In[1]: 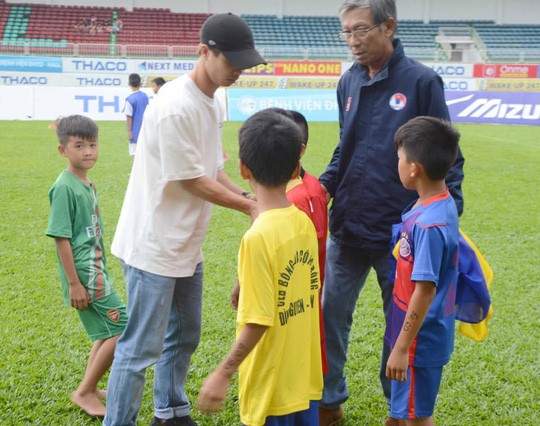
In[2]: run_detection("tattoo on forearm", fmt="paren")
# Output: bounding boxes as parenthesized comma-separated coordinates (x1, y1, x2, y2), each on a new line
(223, 342, 248, 373)
(402, 311, 419, 332)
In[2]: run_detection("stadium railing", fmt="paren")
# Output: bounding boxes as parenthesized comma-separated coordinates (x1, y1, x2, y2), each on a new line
(0, 40, 539, 63)
(0, 40, 354, 61)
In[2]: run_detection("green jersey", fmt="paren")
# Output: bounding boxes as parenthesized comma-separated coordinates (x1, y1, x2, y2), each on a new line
(47, 170, 113, 305)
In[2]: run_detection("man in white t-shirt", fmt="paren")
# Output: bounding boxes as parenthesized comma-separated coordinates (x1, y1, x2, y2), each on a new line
(104, 13, 265, 426)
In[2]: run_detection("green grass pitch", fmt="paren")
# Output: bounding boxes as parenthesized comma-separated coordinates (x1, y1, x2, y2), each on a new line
(0, 120, 538, 425)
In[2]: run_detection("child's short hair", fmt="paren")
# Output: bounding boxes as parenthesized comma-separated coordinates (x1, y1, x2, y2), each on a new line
(128, 73, 142, 88)
(394, 116, 460, 180)
(239, 108, 302, 186)
(288, 110, 309, 146)
(264, 108, 309, 146)
(56, 115, 99, 146)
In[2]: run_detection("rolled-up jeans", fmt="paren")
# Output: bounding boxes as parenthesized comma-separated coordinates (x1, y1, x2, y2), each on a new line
(320, 237, 393, 411)
(103, 262, 203, 426)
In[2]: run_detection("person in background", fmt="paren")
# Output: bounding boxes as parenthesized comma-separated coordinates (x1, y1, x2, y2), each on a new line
(151, 77, 167, 94)
(318, 1, 465, 425)
(104, 13, 265, 426)
(124, 73, 149, 157)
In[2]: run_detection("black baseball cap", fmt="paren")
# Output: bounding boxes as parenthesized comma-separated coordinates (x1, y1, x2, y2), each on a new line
(200, 13, 266, 70)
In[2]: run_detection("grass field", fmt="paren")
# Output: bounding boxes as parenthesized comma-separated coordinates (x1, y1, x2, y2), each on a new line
(0, 120, 538, 425)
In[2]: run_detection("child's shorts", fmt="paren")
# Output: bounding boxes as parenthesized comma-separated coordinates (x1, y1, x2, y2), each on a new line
(77, 291, 127, 341)
(243, 400, 318, 426)
(390, 365, 443, 420)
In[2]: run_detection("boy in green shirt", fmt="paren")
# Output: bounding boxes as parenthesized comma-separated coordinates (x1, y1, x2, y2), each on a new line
(46, 115, 126, 418)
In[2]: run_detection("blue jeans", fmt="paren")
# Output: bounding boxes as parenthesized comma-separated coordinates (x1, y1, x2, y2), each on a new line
(103, 263, 203, 426)
(320, 237, 393, 411)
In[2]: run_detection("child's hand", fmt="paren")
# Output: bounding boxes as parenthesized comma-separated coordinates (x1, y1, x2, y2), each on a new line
(230, 281, 240, 310)
(197, 370, 231, 415)
(320, 184, 331, 204)
(386, 347, 408, 382)
(70, 283, 91, 310)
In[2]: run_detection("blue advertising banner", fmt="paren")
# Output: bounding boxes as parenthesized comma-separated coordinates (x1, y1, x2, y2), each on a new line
(228, 89, 540, 126)
(0, 56, 62, 72)
(446, 91, 540, 126)
(227, 89, 338, 122)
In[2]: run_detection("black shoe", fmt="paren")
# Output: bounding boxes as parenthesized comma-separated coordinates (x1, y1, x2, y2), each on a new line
(151, 415, 197, 426)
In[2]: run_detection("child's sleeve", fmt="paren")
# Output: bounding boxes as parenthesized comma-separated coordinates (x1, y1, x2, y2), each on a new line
(46, 184, 74, 239)
(309, 192, 328, 240)
(124, 98, 133, 116)
(237, 233, 275, 327)
(410, 225, 445, 286)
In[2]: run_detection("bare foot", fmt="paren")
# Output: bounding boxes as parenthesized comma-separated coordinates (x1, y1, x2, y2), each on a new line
(96, 389, 107, 400)
(71, 391, 106, 417)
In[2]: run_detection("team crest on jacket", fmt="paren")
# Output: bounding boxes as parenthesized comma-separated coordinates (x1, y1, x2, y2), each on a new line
(399, 237, 411, 257)
(389, 93, 407, 110)
(107, 309, 120, 323)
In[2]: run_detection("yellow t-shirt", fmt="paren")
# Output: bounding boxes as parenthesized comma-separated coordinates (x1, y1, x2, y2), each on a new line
(237, 205, 323, 426)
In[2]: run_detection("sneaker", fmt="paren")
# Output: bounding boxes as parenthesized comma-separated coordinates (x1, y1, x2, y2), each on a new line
(150, 415, 197, 426)
(319, 405, 343, 426)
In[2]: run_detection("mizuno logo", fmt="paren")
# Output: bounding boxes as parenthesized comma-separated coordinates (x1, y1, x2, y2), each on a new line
(447, 95, 540, 120)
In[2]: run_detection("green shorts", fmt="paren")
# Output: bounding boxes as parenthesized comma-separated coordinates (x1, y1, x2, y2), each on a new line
(77, 291, 127, 341)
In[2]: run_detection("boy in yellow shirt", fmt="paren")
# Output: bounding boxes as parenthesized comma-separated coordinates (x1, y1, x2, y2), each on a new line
(197, 108, 323, 425)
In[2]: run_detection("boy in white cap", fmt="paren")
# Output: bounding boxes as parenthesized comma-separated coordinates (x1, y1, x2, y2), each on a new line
(103, 13, 265, 426)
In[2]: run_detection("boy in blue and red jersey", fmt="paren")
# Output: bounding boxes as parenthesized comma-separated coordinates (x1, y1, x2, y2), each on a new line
(385, 116, 461, 425)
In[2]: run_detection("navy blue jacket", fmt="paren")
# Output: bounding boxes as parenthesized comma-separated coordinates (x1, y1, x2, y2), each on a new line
(320, 39, 464, 251)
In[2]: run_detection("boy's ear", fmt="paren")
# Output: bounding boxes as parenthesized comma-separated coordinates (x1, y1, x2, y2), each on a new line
(410, 161, 422, 178)
(239, 159, 251, 180)
(57, 144, 65, 156)
(290, 161, 301, 180)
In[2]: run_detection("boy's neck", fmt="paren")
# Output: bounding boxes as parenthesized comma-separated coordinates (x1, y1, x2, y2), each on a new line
(251, 182, 291, 214)
(67, 166, 90, 185)
(413, 180, 447, 207)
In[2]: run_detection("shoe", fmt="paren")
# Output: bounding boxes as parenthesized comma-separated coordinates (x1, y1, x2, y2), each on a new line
(150, 415, 197, 426)
(319, 405, 343, 426)
(384, 417, 400, 426)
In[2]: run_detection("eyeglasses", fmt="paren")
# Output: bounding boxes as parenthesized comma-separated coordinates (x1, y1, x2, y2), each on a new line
(338, 24, 379, 41)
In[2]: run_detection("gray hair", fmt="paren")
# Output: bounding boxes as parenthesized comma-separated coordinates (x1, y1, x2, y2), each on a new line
(338, 0, 397, 26)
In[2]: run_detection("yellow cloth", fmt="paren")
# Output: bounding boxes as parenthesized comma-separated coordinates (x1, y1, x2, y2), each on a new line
(457, 230, 494, 342)
(392, 228, 494, 342)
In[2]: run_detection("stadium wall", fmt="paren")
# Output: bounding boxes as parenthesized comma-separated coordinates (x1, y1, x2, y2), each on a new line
(6, 0, 540, 24)
(0, 55, 538, 125)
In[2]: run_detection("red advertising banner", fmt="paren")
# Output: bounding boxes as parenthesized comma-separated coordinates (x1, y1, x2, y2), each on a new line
(474, 64, 538, 79)
(243, 63, 275, 75)
(274, 61, 342, 76)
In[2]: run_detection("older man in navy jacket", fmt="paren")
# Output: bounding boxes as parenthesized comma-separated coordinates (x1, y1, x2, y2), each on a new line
(318, 1, 464, 425)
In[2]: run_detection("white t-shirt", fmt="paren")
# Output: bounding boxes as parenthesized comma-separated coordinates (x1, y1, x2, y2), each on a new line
(111, 75, 224, 277)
